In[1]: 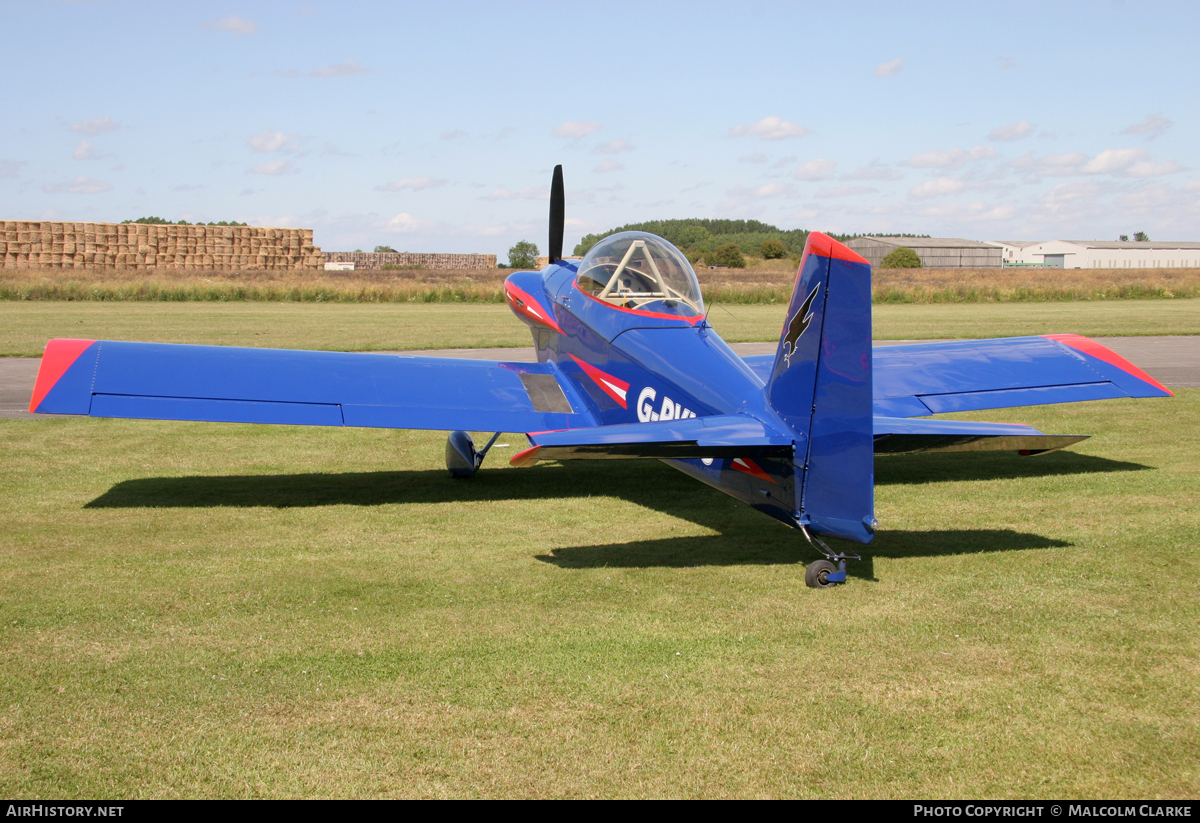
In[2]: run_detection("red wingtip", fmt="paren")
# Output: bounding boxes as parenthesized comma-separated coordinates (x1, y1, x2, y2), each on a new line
(510, 445, 542, 468)
(804, 231, 870, 265)
(1043, 334, 1173, 396)
(29, 339, 96, 412)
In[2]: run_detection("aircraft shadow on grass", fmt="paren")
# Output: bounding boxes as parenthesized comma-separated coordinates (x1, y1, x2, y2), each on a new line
(84, 450, 1138, 574)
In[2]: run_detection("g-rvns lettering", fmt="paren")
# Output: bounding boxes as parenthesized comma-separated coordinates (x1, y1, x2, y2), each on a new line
(637, 387, 696, 422)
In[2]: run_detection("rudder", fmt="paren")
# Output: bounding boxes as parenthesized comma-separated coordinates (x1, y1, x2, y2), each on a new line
(765, 233, 876, 544)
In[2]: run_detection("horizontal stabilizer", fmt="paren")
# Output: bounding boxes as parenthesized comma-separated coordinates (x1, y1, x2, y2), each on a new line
(873, 416, 1088, 455)
(511, 414, 793, 466)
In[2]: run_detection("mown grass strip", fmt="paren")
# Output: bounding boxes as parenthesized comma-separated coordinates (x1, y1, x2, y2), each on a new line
(0, 391, 1195, 798)
(1, 299, 1197, 358)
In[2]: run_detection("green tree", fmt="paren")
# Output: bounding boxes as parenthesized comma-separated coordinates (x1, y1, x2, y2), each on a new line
(507, 240, 539, 269)
(759, 238, 788, 259)
(881, 247, 922, 268)
(1134, 231, 1150, 242)
(1119, 234, 1129, 242)
(707, 243, 746, 268)
(374, 245, 398, 253)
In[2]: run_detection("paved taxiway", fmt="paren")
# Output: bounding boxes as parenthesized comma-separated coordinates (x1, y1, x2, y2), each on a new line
(3, 336, 1195, 420)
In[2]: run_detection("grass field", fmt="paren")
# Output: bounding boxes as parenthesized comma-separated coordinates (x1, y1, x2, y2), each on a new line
(3, 264, 1199, 304)
(2, 298, 1198, 357)
(1, 391, 1196, 797)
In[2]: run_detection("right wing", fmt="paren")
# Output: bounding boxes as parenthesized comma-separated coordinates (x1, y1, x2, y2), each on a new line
(30, 339, 596, 432)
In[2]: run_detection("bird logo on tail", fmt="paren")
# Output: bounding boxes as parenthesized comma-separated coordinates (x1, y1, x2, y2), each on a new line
(782, 283, 820, 369)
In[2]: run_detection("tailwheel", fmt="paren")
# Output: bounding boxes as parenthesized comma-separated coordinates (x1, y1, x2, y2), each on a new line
(805, 559, 840, 589)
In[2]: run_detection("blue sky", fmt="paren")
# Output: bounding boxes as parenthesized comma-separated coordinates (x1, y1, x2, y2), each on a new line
(2, 0, 1197, 255)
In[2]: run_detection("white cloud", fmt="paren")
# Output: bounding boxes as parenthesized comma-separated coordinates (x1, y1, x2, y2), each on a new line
(202, 15, 257, 35)
(739, 152, 768, 164)
(246, 130, 300, 153)
(69, 115, 119, 136)
(1121, 112, 1172, 140)
(793, 158, 837, 181)
(311, 59, 370, 77)
(0, 160, 23, 179)
(996, 56, 1017, 70)
(1082, 148, 1181, 177)
(727, 183, 792, 199)
(729, 116, 809, 140)
(841, 161, 901, 181)
(1012, 148, 1181, 179)
(874, 58, 903, 77)
(1184, 179, 1200, 192)
(594, 139, 634, 155)
(904, 147, 995, 169)
(248, 160, 295, 175)
(1039, 181, 1108, 206)
(988, 120, 1033, 141)
(376, 177, 447, 191)
(43, 176, 113, 194)
(909, 177, 965, 199)
(1125, 160, 1183, 178)
(385, 213, 434, 233)
(440, 130, 467, 140)
(916, 202, 1015, 222)
(791, 208, 820, 221)
(593, 159, 623, 173)
(1010, 151, 1088, 177)
(482, 187, 548, 201)
(554, 121, 602, 139)
(73, 141, 96, 160)
(815, 185, 876, 198)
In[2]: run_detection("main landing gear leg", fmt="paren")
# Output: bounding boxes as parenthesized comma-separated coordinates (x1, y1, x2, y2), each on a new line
(800, 525, 860, 589)
(445, 431, 503, 478)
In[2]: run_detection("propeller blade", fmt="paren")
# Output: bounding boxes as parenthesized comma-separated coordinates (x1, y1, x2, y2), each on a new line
(549, 164, 564, 264)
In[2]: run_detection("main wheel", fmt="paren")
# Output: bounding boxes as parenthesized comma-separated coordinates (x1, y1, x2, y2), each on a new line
(805, 559, 839, 589)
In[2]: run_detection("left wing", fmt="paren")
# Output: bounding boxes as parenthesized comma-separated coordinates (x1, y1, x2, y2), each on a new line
(30, 339, 596, 432)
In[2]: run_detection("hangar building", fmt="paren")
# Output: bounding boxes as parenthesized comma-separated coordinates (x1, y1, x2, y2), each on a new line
(845, 236, 1002, 268)
(988, 240, 1200, 269)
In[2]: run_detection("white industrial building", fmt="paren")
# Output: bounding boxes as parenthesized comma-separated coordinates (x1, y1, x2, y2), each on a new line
(989, 240, 1200, 269)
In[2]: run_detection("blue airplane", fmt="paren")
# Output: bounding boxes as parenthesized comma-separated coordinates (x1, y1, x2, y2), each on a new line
(29, 166, 1172, 587)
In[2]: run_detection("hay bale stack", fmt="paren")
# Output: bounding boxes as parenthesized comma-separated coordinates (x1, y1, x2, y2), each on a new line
(0, 220, 326, 270)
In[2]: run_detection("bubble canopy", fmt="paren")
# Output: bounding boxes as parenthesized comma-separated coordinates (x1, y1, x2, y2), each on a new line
(575, 231, 704, 317)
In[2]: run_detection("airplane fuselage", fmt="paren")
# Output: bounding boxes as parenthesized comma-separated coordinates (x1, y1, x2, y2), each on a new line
(504, 262, 806, 530)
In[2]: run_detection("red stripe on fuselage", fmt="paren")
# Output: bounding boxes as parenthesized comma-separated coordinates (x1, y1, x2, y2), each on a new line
(732, 457, 777, 484)
(568, 353, 630, 409)
(504, 282, 563, 333)
(1043, 333, 1173, 396)
(29, 338, 96, 412)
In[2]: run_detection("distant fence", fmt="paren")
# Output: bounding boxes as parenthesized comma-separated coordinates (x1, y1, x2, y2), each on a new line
(0, 221, 324, 270)
(323, 251, 497, 270)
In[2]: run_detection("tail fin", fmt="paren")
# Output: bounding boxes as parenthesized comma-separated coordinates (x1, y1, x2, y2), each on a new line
(766, 233, 876, 544)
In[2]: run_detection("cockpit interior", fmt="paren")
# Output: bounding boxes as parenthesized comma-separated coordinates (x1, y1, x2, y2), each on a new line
(575, 231, 705, 317)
